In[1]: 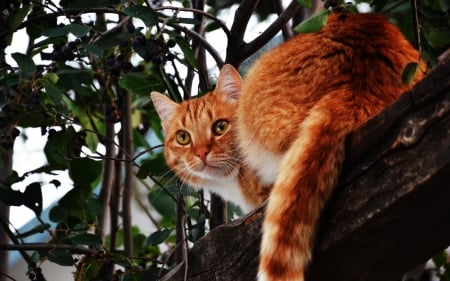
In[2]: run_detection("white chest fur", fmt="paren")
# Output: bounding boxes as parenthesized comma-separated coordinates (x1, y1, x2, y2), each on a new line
(200, 176, 253, 213)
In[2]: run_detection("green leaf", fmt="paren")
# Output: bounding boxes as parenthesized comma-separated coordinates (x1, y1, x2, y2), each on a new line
(174, 37, 199, 68)
(148, 188, 176, 222)
(12, 53, 36, 77)
(143, 228, 172, 247)
(43, 79, 64, 105)
(297, 0, 312, 8)
(294, 9, 329, 34)
(136, 153, 168, 179)
(80, 42, 104, 57)
(49, 205, 68, 223)
(124, 6, 159, 26)
(60, 0, 120, 9)
(44, 127, 77, 169)
(402, 62, 420, 85)
(426, 30, 450, 48)
(16, 223, 51, 239)
(433, 251, 448, 268)
(7, 4, 31, 32)
(65, 23, 91, 37)
(42, 26, 67, 38)
(23, 182, 43, 216)
(119, 72, 164, 97)
(71, 233, 102, 245)
(93, 29, 128, 50)
(188, 214, 206, 242)
(69, 157, 102, 187)
(44, 72, 59, 84)
(47, 249, 74, 266)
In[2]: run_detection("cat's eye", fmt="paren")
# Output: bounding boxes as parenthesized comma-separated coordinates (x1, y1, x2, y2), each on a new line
(213, 120, 229, 136)
(176, 130, 191, 145)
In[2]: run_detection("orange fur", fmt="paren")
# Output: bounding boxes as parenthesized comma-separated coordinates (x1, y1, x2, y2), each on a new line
(151, 69, 270, 212)
(231, 13, 425, 281)
(152, 12, 425, 281)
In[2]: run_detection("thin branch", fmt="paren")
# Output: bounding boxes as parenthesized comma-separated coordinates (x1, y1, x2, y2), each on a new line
(120, 87, 134, 257)
(154, 6, 230, 37)
(132, 182, 159, 228)
(0, 243, 98, 255)
(226, 0, 301, 67)
(410, 0, 421, 53)
(274, 0, 294, 41)
(167, 23, 224, 67)
(243, 1, 300, 61)
(225, 0, 260, 66)
(0, 8, 123, 39)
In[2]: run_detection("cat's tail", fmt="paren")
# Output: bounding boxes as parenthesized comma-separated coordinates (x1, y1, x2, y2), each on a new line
(257, 103, 357, 281)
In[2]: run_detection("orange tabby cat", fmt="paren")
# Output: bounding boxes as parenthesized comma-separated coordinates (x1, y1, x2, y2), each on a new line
(151, 75, 270, 213)
(227, 12, 423, 281)
(152, 12, 424, 281)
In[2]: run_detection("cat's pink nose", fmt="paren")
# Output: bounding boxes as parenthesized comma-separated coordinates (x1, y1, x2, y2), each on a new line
(195, 148, 210, 162)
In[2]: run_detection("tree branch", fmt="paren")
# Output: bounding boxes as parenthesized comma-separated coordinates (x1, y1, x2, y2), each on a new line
(0, 243, 98, 255)
(160, 50, 450, 281)
(226, 0, 301, 67)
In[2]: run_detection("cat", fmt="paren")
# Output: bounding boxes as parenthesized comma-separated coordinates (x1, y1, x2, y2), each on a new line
(152, 12, 425, 281)
(150, 76, 271, 213)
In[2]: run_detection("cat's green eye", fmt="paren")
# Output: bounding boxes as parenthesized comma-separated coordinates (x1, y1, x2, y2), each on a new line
(176, 130, 191, 145)
(213, 120, 229, 136)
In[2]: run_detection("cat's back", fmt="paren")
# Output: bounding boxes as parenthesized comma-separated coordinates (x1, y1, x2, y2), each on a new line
(239, 13, 423, 153)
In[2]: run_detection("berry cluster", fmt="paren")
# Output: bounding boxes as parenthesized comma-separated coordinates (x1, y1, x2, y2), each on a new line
(107, 54, 133, 77)
(127, 25, 176, 65)
(51, 39, 81, 62)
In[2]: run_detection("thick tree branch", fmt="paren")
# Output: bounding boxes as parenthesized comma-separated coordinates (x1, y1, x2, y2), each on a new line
(226, 0, 300, 67)
(160, 50, 450, 281)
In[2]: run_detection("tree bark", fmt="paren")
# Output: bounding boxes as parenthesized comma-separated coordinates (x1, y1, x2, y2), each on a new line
(161, 49, 450, 281)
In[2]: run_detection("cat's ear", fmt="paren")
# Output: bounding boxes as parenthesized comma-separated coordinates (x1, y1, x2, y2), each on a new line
(215, 64, 242, 101)
(150, 91, 178, 132)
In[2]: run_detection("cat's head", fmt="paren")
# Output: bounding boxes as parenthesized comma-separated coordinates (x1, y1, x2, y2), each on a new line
(151, 65, 242, 188)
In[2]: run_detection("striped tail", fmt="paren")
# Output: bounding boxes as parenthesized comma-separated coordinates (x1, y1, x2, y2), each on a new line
(257, 104, 356, 281)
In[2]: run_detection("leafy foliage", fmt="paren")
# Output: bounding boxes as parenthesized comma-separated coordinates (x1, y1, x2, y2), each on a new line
(0, 0, 448, 280)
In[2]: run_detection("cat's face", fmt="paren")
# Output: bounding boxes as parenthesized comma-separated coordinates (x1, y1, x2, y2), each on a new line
(151, 66, 242, 187)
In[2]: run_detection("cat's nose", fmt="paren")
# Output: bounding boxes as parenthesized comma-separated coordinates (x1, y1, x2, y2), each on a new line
(195, 147, 210, 162)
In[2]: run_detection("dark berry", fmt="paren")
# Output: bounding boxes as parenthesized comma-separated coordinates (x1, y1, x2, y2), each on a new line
(53, 43, 62, 51)
(151, 54, 164, 65)
(51, 50, 65, 62)
(122, 62, 132, 72)
(68, 41, 77, 50)
(48, 129, 57, 138)
(131, 38, 140, 48)
(107, 55, 116, 66)
(166, 53, 175, 61)
(133, 65, 145, 72)
(135, 34, 145, 44)
(167, 39, 176, 48)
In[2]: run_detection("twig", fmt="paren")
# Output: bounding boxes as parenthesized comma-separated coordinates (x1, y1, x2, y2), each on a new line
(275, 0, 294, 41)
(132, 182, 160, 228)
(0, 271, 18, 281)
(167, 23, 224, 67)
(243, 0, 300, 63)
(410, 0, 421, 53)
(120, 86, 134, 257)
(226, 0, 300, 67)
(0, 243, 98, 254)
(154, 6, 230, 37)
